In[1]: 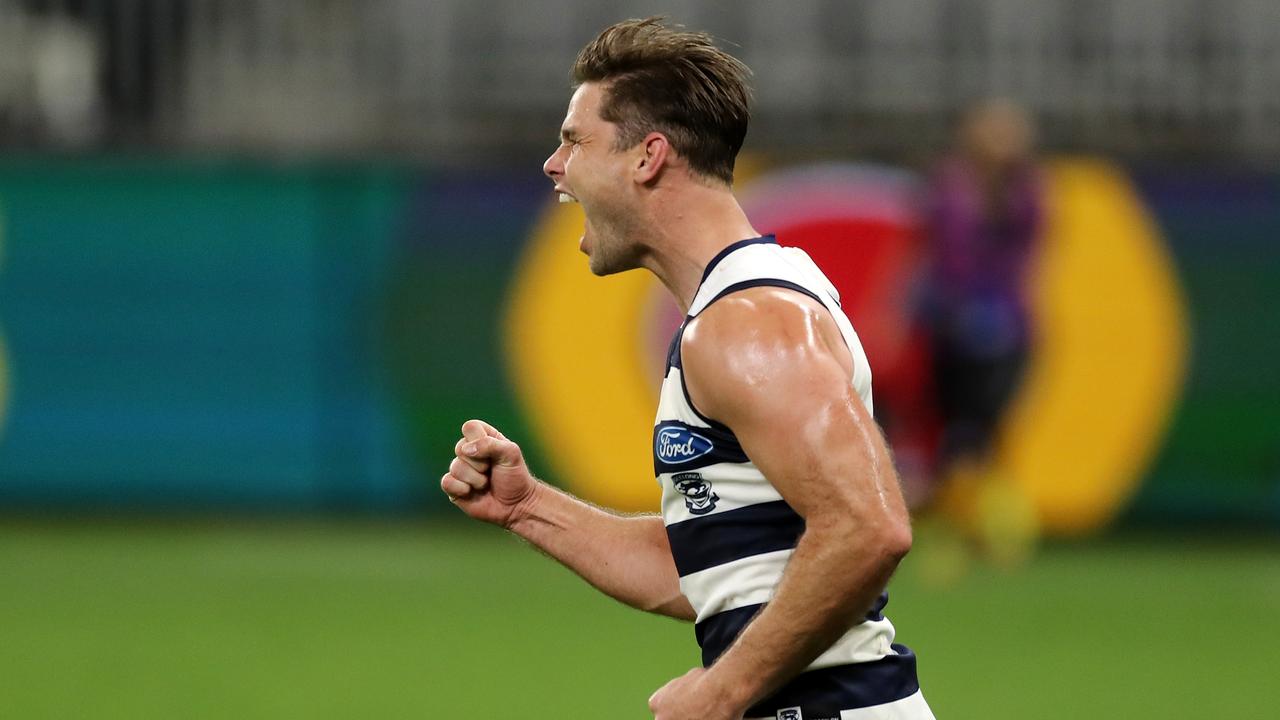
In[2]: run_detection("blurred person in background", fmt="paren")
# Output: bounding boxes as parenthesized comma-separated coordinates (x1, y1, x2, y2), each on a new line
(440, 17, 934, 720)
(918, 99, 1043, 568)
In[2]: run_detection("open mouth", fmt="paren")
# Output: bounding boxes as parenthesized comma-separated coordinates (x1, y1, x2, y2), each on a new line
(558, 192, 578, 204)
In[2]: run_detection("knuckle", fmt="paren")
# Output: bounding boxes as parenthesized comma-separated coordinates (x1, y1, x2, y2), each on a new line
(500, 441, 524, 466)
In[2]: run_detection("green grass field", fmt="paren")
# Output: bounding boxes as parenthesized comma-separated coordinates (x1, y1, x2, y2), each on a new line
(0, 519, 1274, 719)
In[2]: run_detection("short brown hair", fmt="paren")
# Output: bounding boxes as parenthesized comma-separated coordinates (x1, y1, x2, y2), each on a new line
(572, 17, 752, 184)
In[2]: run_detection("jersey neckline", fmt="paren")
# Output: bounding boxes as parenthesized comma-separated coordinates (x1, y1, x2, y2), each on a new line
(698, 235, 778, 288)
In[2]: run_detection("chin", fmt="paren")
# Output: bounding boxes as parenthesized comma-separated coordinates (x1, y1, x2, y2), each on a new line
(587, 249, 642, 277)
(584, 226, 643, 276)
(587, 255, 618, 277)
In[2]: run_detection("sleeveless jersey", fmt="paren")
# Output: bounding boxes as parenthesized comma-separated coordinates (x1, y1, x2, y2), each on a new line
(653, 236, 922, 718)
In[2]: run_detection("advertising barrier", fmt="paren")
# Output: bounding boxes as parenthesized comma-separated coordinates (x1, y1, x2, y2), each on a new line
(0, 158, 1274, 530)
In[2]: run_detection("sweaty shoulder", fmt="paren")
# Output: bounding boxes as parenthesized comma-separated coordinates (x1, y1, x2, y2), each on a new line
(681, 286, 855, 423)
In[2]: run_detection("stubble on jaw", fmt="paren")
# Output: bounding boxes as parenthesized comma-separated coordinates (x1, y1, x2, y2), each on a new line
(586, 218, 649, 276)
(582, 190, 650, 276)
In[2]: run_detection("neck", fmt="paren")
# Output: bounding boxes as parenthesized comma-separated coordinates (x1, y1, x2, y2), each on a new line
(635, 179, 760, 314)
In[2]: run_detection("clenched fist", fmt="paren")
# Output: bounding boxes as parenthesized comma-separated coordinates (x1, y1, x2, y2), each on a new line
(441, 419, 539, 528)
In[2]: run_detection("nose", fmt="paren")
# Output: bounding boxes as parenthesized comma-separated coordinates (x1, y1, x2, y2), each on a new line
(543, 145, 565, 180)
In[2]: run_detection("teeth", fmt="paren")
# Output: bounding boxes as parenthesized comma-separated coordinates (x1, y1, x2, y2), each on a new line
(558, 192, 577, 204)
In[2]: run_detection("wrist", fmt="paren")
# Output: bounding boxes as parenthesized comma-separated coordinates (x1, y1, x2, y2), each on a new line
(505, 479, 546, 533)
(703, 662, 757, 712)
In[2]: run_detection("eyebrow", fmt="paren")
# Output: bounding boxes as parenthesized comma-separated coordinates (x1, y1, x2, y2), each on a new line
(560, 127, 578, 142)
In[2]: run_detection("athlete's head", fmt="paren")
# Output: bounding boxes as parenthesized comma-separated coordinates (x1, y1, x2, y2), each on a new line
(544, 18, 753, 276)
(572, 17, 752, 186)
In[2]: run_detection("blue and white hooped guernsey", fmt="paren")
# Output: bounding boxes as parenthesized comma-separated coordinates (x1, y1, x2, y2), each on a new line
(654, 236, 932, 720)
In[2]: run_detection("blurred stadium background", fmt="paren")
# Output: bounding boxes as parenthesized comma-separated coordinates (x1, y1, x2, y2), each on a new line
(0, 1, 1276, 717)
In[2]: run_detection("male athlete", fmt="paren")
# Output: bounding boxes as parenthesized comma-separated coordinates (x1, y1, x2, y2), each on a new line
(441, 18, 934, 720)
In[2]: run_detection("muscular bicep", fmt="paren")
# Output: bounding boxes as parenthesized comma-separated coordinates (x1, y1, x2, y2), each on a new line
(681, 290, 906, 527)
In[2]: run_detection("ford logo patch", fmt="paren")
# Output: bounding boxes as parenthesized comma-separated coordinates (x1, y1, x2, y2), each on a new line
(655, 426, 713, 464)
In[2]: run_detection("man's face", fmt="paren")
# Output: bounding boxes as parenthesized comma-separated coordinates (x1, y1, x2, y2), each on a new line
(542, 82, 644, 276)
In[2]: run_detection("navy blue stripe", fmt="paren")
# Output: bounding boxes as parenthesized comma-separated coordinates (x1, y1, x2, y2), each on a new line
(665, 319, 689, 373)
(699, 235, 777, 286)
(665, 500, 804, 576)
(746, 646, 920, 717)
(695, 603, 919, 714)
(705, 277, 827, 308)
(677, 365, 736, 434)
(653, 420, 749, 475)
(695, 594, 890, 666)
(867, 590, 888, 622)
(694, 603, 764, 666)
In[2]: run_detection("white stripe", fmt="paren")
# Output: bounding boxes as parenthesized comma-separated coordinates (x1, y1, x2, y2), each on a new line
(840, 691, 935, 720)
(655, 368, 710, 429)
(807, 617, 896, 669)
(679, 548, 792, 621)
(661, 463, 786, 524)
(690, 243, 789, 314)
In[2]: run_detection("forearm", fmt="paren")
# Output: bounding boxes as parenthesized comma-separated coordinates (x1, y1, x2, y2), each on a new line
(707, 520, 908, 708)
(509, 481, 695, 620)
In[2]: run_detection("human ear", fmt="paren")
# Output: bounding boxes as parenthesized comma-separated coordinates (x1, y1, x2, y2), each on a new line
(635, 132, 669, 184)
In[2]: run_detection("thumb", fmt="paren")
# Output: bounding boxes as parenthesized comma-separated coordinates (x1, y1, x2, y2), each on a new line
(461, 419, 490, 443)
